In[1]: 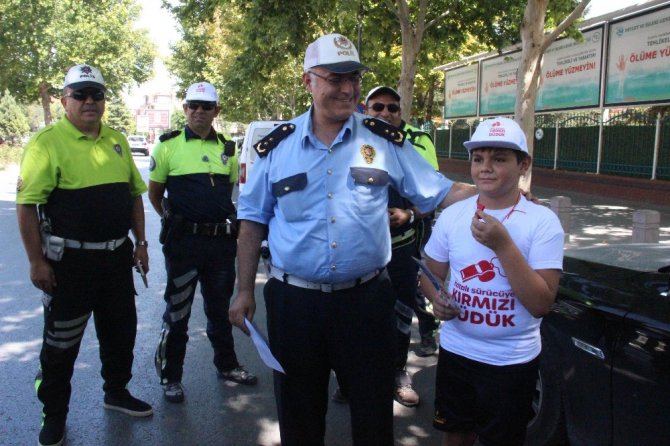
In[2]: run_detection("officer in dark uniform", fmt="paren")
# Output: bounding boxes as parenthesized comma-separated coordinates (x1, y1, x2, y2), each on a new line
(149, 81, 256, 404)
(17, 64, 152, 446)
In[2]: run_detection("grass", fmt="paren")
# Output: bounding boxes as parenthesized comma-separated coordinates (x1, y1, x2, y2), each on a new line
(0, 143, 22, 171)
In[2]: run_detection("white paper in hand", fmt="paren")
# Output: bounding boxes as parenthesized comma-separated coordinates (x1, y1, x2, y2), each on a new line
(244, 318, 285, 374)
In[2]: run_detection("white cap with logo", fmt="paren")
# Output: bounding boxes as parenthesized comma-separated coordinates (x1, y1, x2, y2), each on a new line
(365, 86, 401, 104)
(63, 64, 106, 91)
(185, 82, 218, 104)
(303, 33, 369, 74)
(463, 117, 528, 154)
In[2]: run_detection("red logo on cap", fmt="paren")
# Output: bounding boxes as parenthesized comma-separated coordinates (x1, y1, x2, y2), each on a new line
(489, 121, 506, 137)
(196, 84, 206, 92)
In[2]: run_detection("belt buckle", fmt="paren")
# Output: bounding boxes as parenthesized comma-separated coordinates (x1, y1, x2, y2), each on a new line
(320, 283, 333, 293)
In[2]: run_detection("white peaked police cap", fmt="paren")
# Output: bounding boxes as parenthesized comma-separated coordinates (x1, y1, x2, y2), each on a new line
(463, 117, 528, 154)
(365, 86, 401, 104)
(185, 82, 218, 103)
(303, 33, 369, 74)
(63, 64, 106, 91)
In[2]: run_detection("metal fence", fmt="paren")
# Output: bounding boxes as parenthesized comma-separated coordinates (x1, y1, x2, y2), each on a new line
(435, 109, 670, 181)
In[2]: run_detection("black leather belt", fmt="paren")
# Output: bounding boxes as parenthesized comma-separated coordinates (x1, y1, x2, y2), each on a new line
(181, 221, 234, 237)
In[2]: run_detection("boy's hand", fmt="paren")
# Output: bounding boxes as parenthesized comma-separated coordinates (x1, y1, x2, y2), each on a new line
(432, 291, 461, 320)
(471, 211, 511, 250)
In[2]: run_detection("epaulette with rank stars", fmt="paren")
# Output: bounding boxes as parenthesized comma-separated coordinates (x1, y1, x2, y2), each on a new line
(363, 118, 406, 146)
(159, 130, 182, 142)
(254, 123, 296, 158)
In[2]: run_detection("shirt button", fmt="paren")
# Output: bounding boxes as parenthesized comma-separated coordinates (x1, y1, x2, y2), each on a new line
(330, 264, 337, 271)
(327, 192, 333, 199)
(331, 242, 337, 249)
(327, 169, 333, 175)
(328, 149, 333, 153)
(330, 217, 336, 223)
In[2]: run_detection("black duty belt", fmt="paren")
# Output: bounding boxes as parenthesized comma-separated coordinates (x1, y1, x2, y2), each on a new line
(181, 220, 235, 237)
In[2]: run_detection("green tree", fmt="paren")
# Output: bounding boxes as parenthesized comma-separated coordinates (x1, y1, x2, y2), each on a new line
(0, 89, 30, 144)
(0, 0, 156, 125)
(105, 100, 135, 135)
(171, 110, 187, 130)
(165, 0, 534, 123)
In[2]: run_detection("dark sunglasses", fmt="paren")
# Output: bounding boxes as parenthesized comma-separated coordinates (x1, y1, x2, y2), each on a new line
(187, 101, 216, 111)
(65, 90, 105, 102)
(370, 102, 400, 113)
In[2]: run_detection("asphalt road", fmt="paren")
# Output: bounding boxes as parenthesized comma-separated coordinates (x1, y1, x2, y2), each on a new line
(0, 156, 441, 446)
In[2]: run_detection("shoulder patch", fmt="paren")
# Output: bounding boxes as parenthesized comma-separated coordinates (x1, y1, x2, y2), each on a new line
(254, 123, 296, 158)
(159, 130, 182, 142)
(406, 128, 433, 146)
(363, 118, 406, 146)
(218, 134, 236, 156)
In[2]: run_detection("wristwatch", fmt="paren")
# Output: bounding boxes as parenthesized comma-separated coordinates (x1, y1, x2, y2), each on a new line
(408, 209, 415, 225)
(136, 240, 149, 247)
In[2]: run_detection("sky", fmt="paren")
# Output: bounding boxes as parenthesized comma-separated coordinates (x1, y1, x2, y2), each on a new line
(124, 0, 644, 109)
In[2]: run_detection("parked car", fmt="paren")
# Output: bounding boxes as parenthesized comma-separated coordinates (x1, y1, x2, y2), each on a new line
(526, 244, 670, 445)
(128, 135, 149, 156)
(237, 121, 284, 192)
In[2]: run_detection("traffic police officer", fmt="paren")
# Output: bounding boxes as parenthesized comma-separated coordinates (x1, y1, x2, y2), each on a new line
(229, 34, 476, 445)
(149, 81, 256, 404)
(17, 64, 153, 446)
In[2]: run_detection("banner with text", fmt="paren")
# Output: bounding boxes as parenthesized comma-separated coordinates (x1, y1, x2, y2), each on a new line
(444, 63, 479, 118)
(536, 27, 603, 111)
(605, 6, 670, 105)
(479, 52, 520, 116)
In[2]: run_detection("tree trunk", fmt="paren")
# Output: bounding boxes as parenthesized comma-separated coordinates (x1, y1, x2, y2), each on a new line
(395, 0, 427, 122)
(39, 81, 53, 126)
(515, 0, 548, 191)
(515, 0, 591, 191)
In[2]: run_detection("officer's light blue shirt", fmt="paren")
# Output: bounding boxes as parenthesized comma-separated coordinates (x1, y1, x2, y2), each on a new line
(238, 108, 452, 283)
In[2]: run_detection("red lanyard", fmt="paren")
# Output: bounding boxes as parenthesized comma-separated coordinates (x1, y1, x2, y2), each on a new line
(476, 192, 524, 223)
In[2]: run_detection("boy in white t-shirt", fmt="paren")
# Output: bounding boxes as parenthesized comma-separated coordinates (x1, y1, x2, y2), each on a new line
(421, 117, 564, 446)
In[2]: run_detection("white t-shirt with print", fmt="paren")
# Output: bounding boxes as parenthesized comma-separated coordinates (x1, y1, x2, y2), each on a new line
(424, 194, 564, 366)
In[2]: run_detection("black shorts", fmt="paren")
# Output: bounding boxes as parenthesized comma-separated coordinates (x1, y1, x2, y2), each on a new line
(433, 348, 538, 446)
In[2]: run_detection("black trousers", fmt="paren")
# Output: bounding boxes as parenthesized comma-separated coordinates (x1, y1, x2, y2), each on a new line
(264, 271, 396, 446)
(155, 234, 238, 384)
(387, 240, 420, 371)
(37, 240, 137, 418)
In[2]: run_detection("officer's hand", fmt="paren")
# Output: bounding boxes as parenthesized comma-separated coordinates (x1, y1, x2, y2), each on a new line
(133, 246, 150, 274)
(520, 189, 539, 204)
(388, 207, 410, 228)
(30, 258, 56, 294)
(229, 290, 256, 336)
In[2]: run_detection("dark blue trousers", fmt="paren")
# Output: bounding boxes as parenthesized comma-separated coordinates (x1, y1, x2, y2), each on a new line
(264, 271, 396, 446)
(37, 240, 137, 418)
(155, 234, 237, 384)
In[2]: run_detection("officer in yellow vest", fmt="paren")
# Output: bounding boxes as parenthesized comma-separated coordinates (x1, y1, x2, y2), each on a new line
(149, 82, 256, 404)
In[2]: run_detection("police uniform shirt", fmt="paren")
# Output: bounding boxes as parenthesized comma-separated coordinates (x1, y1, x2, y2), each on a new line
(149, 126, 238, 223)
(237, 109, 453, 284)
(16, 117, 147, 241)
